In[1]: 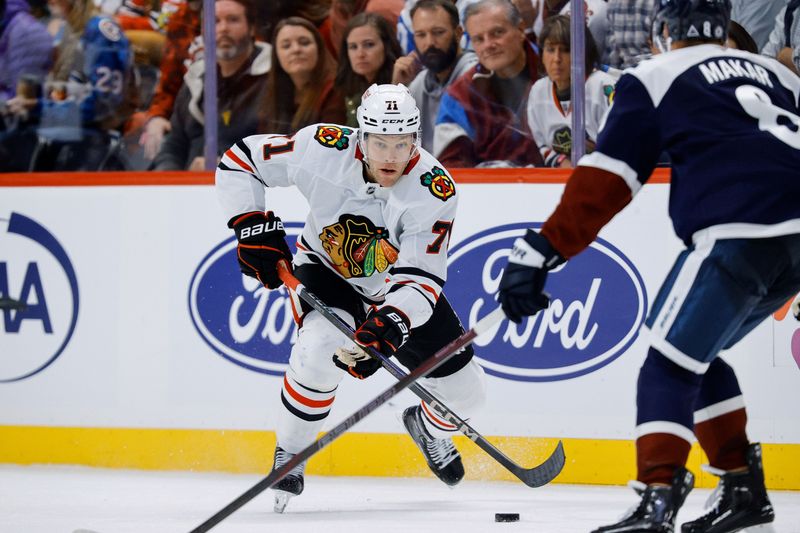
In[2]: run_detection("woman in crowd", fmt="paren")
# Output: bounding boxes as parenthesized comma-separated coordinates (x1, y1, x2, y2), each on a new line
(261, 16, 345, 134)
(526, 14, 615, 168)
(334, 12, 402, 127)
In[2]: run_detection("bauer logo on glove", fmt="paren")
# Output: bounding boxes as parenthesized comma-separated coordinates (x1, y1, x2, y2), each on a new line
(354, 306, 411, 354)
(228, 211, 293, 289)
(238, 218, 284, 239)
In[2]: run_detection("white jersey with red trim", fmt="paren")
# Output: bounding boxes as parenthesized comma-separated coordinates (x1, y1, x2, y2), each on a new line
(216, 123, 459, 329)
(526, 70, 616, 166)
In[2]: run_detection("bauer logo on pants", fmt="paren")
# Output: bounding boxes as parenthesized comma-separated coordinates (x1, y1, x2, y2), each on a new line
(188, 224, 303, 376)
(447, 223, 647, 381)
(0, 212, 80, 382)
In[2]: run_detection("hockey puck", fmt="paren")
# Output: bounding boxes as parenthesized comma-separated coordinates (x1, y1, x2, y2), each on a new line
(494, 513, 520, 522)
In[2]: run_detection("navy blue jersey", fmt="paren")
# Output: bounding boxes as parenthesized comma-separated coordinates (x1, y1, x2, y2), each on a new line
(74, 16, 131, 125)
(39, 16, 130, 128)
(582, 44, 800, 245)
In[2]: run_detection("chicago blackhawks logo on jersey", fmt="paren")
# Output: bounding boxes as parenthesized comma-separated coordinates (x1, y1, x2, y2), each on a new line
(419, 166, 456, 202)
(314, 125, 353, 150)
(319, 214, 399, 279)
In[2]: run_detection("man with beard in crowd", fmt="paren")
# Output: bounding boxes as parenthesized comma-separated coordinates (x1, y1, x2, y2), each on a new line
(433, 0, 542, 167)
(152, 0, 271, 170)
(392, 0, 476, 152)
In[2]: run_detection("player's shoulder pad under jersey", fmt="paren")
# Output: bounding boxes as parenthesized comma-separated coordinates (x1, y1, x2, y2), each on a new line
(411, 151, 457, 203)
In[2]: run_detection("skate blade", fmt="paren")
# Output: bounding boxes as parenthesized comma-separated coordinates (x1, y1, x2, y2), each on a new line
(742, 525, 776, 532)
(273, 490, 295, 513)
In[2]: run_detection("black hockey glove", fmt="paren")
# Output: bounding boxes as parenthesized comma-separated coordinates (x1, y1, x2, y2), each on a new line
(498, 229, 564, 323)
(332, 346, 382, 380)
(354, 306, 411, 355)
(228, 211, 292, 289)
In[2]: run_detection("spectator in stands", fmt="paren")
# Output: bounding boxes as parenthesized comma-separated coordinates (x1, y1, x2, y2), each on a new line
(726, 20, 758, 53)
(329, 0, 404, 56)
(537, 1, 609, 55)
(392, 0, 476, 152)
(334, 11, 402, 127)
(2, 0, 132, 171)
(526, 15, 614, 168)
(434, 0, 543, 167)
(115, 0, 169, 130)
(138, 0, 201, 160)
(762, 1, 800, 75)
(254, 0, 331, 46)
(603, 0, 654, 69)
(398, 0, 485, 54)
(152, 0, 270, 170)
(113, 0, 157, 31)
(0, 0, 53, 102)
(730, 0, 784, 52)
(260, 17, 345, 134)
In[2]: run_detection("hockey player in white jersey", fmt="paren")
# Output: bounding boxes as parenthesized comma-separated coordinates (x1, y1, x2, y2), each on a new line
(497, 0, 800, 532)
(216, 84, 486, 512)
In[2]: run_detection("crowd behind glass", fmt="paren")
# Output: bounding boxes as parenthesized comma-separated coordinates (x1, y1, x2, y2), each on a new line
(1, 0, 798, 172)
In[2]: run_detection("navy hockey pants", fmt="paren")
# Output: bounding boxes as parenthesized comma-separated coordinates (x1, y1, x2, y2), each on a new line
(636, 234, 800, 484)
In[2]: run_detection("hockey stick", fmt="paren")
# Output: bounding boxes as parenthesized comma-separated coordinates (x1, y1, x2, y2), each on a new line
(189, 299, 505, 533)
(277, 263, 565, 489)
(0, 297, 26, 310)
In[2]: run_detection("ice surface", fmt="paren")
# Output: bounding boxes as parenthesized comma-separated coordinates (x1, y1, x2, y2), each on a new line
(1, 465, 798, 533)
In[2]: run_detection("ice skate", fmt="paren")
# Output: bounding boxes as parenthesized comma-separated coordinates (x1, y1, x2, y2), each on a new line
(270, 446, 306, 513)
(402, 405, 464, 486)
(681, 443, 775, 533)
(592, 468, 694, 532)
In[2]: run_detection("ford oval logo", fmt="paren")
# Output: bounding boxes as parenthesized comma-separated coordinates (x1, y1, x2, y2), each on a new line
(447, 223, 647, 381)
(1, 212, 80, 382)
(188, 224, 302, 375)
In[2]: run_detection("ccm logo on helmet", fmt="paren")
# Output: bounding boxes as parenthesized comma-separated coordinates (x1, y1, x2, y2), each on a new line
(382, 119, 405, 123)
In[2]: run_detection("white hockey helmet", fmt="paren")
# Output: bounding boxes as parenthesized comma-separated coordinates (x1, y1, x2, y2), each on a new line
(357, 83, 422, 160)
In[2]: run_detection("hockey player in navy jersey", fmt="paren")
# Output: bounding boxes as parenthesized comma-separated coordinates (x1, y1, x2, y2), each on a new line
(497, 0, 800, 531)
(216, 84, 487, 513)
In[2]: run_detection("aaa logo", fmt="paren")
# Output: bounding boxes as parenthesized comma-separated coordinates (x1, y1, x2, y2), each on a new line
(420, 166, 456, 202)
(318, 214, 399, 278)
(314, 125, 352, 150)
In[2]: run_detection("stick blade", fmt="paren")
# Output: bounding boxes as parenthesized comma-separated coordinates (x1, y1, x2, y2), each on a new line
(517, 440, 565, 488)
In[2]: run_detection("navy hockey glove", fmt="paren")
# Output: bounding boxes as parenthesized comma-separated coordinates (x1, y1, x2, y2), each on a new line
(228, 211, 292, 289)
(333, 346, 382, 380)
(498, 229, 564, 323)
(354, 306, 411, 355)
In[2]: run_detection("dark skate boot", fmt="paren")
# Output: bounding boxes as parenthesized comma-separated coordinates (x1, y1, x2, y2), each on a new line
(402, 405, 464, 486)
(681, 443, 775, 533)
(592, 468, 694, 533)
(270, 446, 306, 513)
